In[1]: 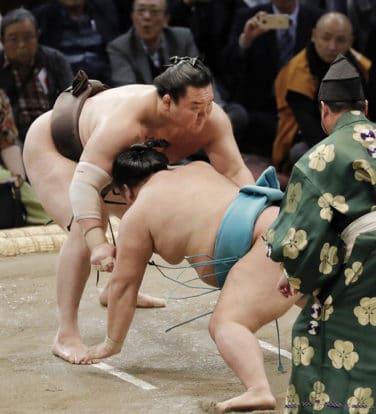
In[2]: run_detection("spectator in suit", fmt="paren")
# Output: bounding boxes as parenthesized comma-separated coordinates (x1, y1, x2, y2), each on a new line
(32, 0, 121, 85)
(167, 0, 239, 81)
(108, 0, 249, 156)
(107, 0, 198, 86)
(273, 12, 371, 173)
(222, 0, 323, 157)
(0, 8, 73, 143)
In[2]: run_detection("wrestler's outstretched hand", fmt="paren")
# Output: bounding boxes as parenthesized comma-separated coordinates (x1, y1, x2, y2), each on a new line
(90, 242, 116, 272)
(81, 336, 123, 364)
(277, 274, 298, 297)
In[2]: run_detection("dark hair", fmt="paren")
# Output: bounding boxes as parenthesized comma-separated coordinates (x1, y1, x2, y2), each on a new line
(1, 8, 38, 39)
(153, 56, 212, 102)
(325, 100, 366, 113)
(112, 139, 170, 189)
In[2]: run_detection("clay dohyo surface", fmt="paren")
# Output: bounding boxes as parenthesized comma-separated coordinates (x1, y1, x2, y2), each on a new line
(0, 253, 300, 413)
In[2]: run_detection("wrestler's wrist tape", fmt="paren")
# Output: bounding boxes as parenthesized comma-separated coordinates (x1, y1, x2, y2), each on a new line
(85, 227, 107, 251)
(70, 161, 112, 221)
(104, 335, 123, 353)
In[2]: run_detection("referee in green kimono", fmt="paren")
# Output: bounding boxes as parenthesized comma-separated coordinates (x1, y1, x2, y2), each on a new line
(268, 54, 376, 413)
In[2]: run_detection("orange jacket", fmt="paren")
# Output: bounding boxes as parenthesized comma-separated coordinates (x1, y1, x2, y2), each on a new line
(272, 48, 371, 170)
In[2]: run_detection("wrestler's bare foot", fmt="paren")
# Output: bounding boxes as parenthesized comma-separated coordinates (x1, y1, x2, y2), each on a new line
(201, 387, 276, 413)
(52, 333, 93, 365)
(136, 292, 167, 308)
(99, 284, 166, 308)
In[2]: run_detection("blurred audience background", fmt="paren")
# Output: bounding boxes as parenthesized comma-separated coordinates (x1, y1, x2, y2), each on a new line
(1, 0, 376, 227)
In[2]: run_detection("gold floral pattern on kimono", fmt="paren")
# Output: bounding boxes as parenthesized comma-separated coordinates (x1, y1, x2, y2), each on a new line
(318, 193, 349, 221)
(352, 159, 376, 184)
(282, 228, 308, 259)
(321, 295, 334, 321)
(288, 276, 302, 291)
(328, 340, 359, 370)
(347, 387, 374, 414)
(285, 182, 302, 213)
(308, 143, 335, 171)
(319, 243, 339, 274)
(284, 384, 300, 414)
(268, 111, 376, 412)
(309, 381, 330, 411)
(345, 261, 363, 286)
(292, 336, 314, 366)
(266, 228, 275, 244)
(354, 297, 376, 326)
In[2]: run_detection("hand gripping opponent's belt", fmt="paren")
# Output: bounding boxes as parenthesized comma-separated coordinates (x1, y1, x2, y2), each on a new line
(51, 70, 108, 162)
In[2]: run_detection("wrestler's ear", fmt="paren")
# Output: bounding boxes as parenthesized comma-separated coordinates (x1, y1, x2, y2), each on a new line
(162, 94, 172, 110)
(123, 185, 136, 204)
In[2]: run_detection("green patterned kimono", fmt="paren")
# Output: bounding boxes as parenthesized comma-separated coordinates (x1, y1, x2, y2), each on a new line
(268, 111, 376, 413)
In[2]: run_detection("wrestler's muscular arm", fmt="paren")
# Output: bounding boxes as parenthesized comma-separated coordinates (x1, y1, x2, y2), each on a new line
(82, 208, 153, 362)
(70, 114, 143, 271)
(203, 104, 255, 186)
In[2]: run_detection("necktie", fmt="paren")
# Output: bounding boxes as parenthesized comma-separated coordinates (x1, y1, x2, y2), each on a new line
(279, 24, 294, 68)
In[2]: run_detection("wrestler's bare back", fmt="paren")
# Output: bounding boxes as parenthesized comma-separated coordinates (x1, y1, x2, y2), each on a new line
(115, 162, 236, 285)
(116, 161, 271, 287)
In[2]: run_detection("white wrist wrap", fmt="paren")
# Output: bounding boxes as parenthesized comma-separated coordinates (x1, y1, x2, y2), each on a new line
(69, 161, 112, 221)
(85, 227, 107, 250)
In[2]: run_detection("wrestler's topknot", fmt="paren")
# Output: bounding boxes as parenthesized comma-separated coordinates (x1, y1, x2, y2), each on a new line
(112, 140, 169, 189)
(129, 139, 169, 153)
(154, 56, 212, 102)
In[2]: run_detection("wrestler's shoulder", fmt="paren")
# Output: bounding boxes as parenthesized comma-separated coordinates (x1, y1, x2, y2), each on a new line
(102, 84, 156, 99)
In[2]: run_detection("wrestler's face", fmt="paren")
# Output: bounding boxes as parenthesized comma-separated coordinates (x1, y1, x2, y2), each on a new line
(2, 20, 38, 66)
(169, 85, 214, 132)
(132, 0, 168, 47)
(312, 15, 353, 64)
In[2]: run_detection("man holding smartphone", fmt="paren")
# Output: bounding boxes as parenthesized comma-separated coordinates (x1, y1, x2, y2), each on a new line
(222, 1, 323, 158)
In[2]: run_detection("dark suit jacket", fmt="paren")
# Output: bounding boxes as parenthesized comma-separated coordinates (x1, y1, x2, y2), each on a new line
(33, 0, 120, 47)
(106, 26, 199, 86)
(222, 2, 323, 113)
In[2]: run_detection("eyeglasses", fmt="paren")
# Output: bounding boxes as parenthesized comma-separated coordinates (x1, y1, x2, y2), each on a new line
(4, 33, 37, 45)
(133, 8, 165, 17)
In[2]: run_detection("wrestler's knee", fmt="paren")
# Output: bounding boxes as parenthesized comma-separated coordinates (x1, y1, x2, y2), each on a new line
(63, 225, 90, 256)
(208, 312, 231, 343)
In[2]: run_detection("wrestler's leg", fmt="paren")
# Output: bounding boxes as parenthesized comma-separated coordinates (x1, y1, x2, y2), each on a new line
(99, 282, 166, 308)
(207, 237, 299, 413)
(23, 112, 92, 364)
(53, 222, 92, 363)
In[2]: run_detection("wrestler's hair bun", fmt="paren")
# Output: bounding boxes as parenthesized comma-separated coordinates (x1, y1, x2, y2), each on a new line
(130, 139, 169, 152)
